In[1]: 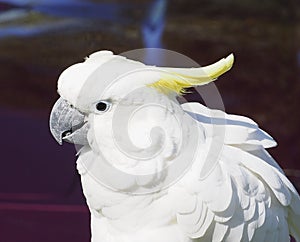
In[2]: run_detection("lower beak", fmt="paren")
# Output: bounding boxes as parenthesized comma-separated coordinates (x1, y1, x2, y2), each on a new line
(49, 97, 88, 145)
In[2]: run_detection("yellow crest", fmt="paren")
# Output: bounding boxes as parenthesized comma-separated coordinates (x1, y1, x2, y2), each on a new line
(148, 53, 234, 95)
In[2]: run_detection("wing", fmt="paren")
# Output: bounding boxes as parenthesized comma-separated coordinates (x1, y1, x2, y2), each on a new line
(169, 103, 300, 242)
(181, 102, 277, 150)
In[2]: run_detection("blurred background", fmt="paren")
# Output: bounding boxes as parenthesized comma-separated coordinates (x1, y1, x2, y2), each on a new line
(0, 0, 299, 241)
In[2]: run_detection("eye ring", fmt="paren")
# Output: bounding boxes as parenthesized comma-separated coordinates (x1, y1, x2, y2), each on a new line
(95, 100, 111, 113)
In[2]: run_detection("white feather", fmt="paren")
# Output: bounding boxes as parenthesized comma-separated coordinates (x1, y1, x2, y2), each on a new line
(54, 52, 300, 242)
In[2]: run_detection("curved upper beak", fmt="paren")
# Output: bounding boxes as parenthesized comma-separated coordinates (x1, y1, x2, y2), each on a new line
(49, 97, 88, 145)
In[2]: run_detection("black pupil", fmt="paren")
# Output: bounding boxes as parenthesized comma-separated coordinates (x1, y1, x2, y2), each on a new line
(96, 102, 107, 111)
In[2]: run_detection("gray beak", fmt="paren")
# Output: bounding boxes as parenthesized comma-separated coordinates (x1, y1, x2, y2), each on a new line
(49, 97, 89, 145)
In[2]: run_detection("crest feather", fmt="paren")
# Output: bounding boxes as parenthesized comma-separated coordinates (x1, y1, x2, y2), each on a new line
(148, 76, 205, 95)
(148, 53, 234, 95)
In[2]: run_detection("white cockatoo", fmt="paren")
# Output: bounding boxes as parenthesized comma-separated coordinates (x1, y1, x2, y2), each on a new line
(50, 50, 300, 242)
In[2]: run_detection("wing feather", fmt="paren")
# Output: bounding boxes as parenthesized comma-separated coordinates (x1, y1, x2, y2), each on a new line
(212, 222, 228, 242)
(222, 145, 292, 206)
(190, 206, 214, 238)
(257, 201, 266, 228)
(176, 198, 202, 225)
(170, 102, 300, 241)
(195, 164, 234, 213)
(181, 102, 277, 149)
(224, 223, 244, 242)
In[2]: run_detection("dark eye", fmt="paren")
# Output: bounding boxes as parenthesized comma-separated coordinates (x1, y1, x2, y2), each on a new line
(96, 101, 111, 112)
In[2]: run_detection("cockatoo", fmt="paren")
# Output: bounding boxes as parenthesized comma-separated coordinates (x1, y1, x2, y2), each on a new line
(49, 50, 300, 242)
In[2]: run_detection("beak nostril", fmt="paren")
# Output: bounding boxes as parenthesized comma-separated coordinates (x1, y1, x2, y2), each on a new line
(62, 130, 72, 138)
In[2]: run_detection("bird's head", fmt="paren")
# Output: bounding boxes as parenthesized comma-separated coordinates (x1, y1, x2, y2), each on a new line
(49, 50, 233, 191)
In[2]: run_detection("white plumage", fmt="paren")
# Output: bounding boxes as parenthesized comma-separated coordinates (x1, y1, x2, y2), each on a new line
(50, 50, 300, 242)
